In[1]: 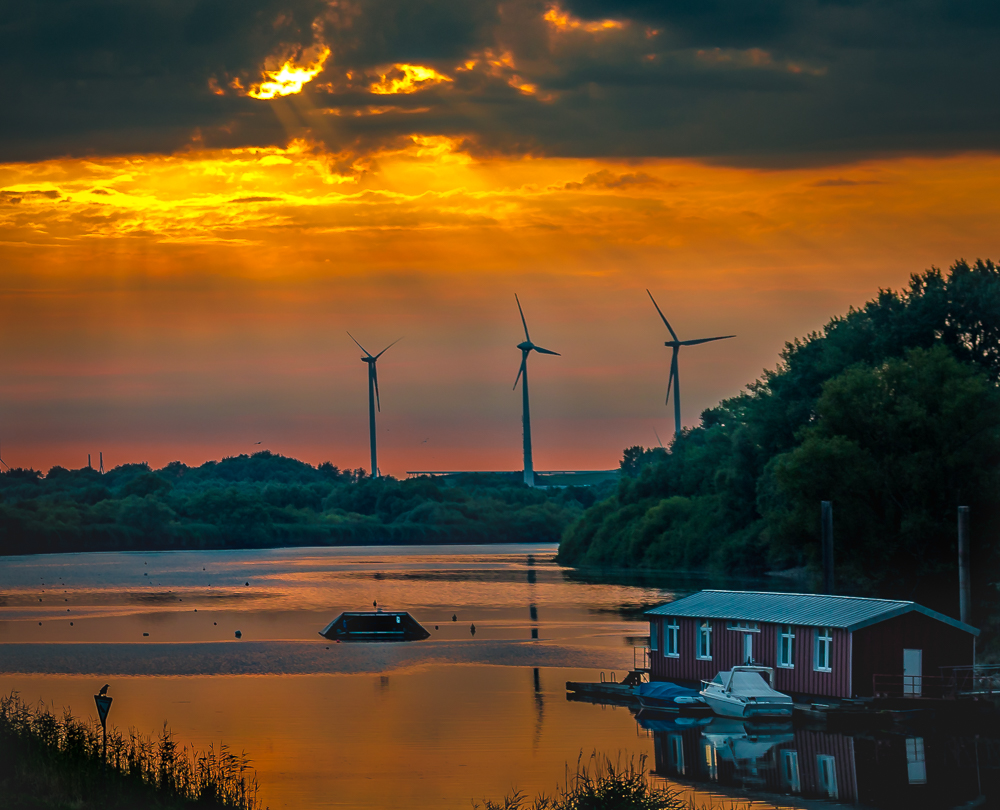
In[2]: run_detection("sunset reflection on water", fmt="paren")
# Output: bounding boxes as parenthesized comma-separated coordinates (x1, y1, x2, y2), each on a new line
(1, 545, 701, 809)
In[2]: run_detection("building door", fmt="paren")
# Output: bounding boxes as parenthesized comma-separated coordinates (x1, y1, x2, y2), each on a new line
(903, 649, 922, 696)
(743, 633, 753, 664)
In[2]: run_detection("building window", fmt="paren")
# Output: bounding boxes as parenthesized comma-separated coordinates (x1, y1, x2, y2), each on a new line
(814, 627, 833, 672)
(703, 743, 718, 781)
(906, 737, 927, 785)
(817, 755, 838, 799)
(780, 750, 801, 793)
(649, 621, 658, 651)
(668, 734, 685, 776)
(778, 625, 795, 668)
(697, 620, 712, 660)
(726, 621, 760, 632)
(665, 618, 679, 657)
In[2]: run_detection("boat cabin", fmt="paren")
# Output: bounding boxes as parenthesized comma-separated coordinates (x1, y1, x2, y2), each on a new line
(645, 590, 978, 699)
(320, 611, 431, 641)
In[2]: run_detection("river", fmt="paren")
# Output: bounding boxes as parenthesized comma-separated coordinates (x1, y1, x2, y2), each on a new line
(0, 545, 995, 809)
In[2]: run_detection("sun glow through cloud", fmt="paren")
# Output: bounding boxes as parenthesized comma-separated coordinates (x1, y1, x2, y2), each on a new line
(543, 4, 626, 33)
(1, 140, 999, 474)
(247, 45, 331, 100)
(370, 64, 453, 95)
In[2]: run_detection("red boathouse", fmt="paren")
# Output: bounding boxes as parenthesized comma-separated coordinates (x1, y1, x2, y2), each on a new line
(645, 590, 978, 699)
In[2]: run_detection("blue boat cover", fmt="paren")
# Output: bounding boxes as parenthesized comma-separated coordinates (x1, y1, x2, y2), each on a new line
(639, 681, 702, 702)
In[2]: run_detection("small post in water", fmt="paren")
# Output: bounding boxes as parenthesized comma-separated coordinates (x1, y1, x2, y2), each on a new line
(958, 505, 971, 625)
(821, 500, 834, 594)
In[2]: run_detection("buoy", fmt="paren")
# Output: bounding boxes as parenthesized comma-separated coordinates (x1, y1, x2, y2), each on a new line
(143, 632, 149, 637)
(470, 623, 476, 636)
(452, 614, 457, 622)
(235, 630, 242, 639)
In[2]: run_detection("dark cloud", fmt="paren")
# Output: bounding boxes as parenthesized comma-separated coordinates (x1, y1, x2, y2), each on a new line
(2, 1, 999, 166)
(0, 190, 62, 204)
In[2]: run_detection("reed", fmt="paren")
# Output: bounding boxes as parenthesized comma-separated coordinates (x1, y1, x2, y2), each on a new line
(0, 691, 264, 810)
(474, 752, 686, 810)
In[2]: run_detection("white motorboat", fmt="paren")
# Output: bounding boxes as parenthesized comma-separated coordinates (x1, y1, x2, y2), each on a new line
(700, 666, 793, 720)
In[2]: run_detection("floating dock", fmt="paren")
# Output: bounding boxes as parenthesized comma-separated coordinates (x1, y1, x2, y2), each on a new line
(320, 611, 431, 641)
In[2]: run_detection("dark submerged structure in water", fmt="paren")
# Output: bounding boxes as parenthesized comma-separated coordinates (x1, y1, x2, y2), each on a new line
(320, 611, 430, 641)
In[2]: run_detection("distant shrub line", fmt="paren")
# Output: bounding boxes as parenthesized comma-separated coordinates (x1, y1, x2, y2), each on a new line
(0, 461, 609, 556)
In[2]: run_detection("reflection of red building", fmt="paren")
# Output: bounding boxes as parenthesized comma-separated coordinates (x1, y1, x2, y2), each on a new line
(648, 720, 989, 807)
(646, 590, 977, 698)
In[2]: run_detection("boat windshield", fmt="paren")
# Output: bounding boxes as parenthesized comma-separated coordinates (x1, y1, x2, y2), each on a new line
(722, 670, 788, 699)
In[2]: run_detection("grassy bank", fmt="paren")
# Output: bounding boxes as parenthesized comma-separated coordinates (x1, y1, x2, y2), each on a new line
(0, 692, 264, 810)
(475, 754, 685, 810)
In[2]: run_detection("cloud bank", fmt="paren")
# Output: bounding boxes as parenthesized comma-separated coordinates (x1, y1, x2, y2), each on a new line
(3, 0, 999, 165)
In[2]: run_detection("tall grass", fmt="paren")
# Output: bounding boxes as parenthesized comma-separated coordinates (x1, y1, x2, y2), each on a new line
(0, 692, 264, 809)
(474, 752, 686, 810)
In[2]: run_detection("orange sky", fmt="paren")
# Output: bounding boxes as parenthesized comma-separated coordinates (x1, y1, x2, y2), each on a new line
(2, 139, 998, 475)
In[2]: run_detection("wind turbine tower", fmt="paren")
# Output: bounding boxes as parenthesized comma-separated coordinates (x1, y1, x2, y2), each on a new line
(647, 290, 735, 439)
(513, 295, 560, 488)
(348, 333, 401, 478)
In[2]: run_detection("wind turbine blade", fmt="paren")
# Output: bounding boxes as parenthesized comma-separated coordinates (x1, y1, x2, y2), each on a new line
(679, 335, 736, 346)
(513, 355, 526, 390)
(653, 427, 664, 448)
(514, 294, 531, 342)
(646, 290, 679, 342)
(374, 337, 403, 360)
(532, 346, 560, 356)
(346, 331, 373, 357)
(373, 365, 381, 412)
(666, 349, 679, 405)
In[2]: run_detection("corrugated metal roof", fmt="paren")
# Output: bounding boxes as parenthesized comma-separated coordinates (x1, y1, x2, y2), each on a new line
(645, 590, 978, 635)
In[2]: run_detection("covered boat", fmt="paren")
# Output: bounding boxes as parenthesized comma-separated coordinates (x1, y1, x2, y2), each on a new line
(700, 666, 793, 719)
(638, 681, 710, 714)
(320, 611, 430, 641)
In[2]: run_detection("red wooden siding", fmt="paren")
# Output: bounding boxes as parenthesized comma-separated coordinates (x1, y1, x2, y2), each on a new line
(851, 611, 974, 697)
(649, 617, 850, 698)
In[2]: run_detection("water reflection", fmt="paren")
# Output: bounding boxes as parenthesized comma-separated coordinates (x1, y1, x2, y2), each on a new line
(641, 713, 997, 808)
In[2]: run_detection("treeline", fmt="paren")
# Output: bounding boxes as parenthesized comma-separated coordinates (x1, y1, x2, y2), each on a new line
(0, 454, 603, 555)
(560, 260, 1000, 613)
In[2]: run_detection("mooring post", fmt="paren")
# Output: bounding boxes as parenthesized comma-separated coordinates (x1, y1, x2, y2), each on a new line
(821, 501, 834, 594)
(958, 505, 971, 626)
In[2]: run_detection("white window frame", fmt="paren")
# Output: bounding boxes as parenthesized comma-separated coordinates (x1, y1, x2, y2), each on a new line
(814, 626, 833, 672)
(778, 624, 795, 669)
(665, 618, 679, 658)
(668, 734, 685, 776)
(817, 754, 838, 799)
(781, 750, 801, 793)
(726, 621, 760, 632)
(696, 620, 712, 660)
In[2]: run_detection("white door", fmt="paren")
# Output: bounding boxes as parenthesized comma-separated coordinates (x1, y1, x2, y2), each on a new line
(903, 649, 922, 696)
(744, 633, 753, 664)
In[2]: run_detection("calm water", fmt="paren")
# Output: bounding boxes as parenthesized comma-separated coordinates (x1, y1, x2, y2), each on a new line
(0, 546, 995, 809)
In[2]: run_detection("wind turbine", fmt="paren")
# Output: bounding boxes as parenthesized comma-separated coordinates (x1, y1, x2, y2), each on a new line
(347, 333, 401, 478)
(513, 295, 560, 488)
(647, 290, 735, 439)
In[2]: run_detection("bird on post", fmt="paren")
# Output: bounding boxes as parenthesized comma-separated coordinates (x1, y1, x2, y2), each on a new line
(99, 684, 110, 696)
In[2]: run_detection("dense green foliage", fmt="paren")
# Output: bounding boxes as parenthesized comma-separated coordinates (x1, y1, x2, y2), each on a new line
(0, 692, 262, 809)
(560, 260, 1000, 609)
(0, 455, 601, 555)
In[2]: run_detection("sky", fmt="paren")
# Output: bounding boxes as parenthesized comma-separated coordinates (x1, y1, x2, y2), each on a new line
(1, 0, 999, 476)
